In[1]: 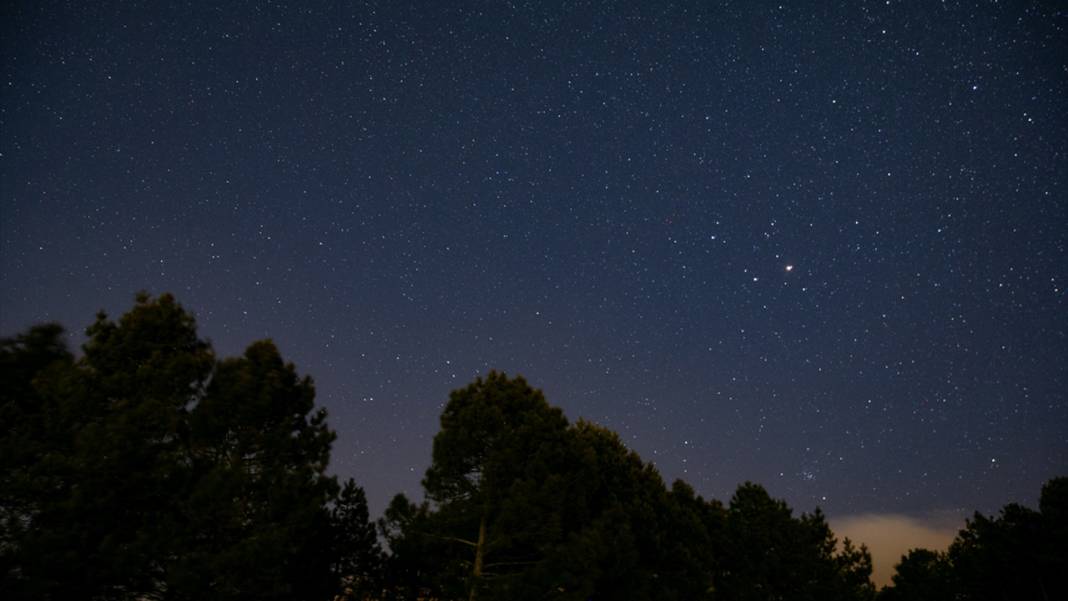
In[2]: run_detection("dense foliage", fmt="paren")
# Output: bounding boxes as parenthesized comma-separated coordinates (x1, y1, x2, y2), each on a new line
(380, 371, 875, 601)
(2, 294, 1062, 600)
(1, 294, 380, 600)
(878, 477, 1067, 601)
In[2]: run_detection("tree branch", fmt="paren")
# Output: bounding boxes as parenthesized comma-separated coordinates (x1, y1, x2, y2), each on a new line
(483, 560, 541, 569)
(414, 530, 479, 547)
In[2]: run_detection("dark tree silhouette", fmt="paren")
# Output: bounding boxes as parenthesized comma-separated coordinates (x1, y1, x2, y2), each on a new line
(420, 371, 573, 600)
(386, 371, 875, 601)
(0, 323, 77, 596)
(2, 293, 216, 598)
(877, 549, 954, 601)
(331, 479, 385, 599)
(0, 293, 379, 600)
(23, 296, 1040, 601)
(880, 477, 1067, 601)
(537, 420, 719, 601)
(171, 338, 339, 599)
(378, 493, 460, 600)
(715, 482, 875, 601)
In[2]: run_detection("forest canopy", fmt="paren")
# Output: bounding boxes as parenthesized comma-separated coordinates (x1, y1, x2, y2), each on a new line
(1, 293, 1063, 600)
(1, 294, 378, 600)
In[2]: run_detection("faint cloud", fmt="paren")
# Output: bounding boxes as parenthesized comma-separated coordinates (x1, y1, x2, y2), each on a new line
(831, 513, 961, 588)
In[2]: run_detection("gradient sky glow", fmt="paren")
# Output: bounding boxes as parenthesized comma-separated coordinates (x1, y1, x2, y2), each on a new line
(2, 2, 1065, 568)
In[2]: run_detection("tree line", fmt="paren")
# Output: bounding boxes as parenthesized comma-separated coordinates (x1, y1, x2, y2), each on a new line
(1, 294, 1063, 600)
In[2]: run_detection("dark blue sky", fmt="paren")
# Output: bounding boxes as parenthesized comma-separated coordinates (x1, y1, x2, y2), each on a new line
(2, 0, 1065, 526)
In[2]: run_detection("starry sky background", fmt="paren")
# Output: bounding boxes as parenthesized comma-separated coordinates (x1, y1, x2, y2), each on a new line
(2, 0, 1065, 566)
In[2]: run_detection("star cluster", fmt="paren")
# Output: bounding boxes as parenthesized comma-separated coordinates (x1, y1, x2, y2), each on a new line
(2, 1, 1065, 521)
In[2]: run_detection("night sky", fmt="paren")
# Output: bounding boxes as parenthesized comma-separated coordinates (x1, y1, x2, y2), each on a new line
(2, 0, 1065, 573)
